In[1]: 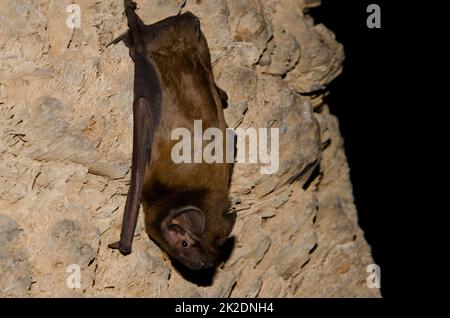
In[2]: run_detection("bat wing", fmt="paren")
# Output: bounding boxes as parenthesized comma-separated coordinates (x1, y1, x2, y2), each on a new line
(108, 95, 153, 254)
(109, 1, 162, 255)
(108, 55, 162, 256)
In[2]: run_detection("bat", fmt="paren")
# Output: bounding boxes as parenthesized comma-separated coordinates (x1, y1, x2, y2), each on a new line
(108, 1, 236, 271)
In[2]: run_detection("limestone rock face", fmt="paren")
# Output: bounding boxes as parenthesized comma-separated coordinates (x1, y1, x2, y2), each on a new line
(0, 0, 380, 297)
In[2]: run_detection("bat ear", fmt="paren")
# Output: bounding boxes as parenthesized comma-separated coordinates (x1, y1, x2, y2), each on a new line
(194, 18, 202, 40)
(169, 206, 205, 236)
(216, 210, 236, 246)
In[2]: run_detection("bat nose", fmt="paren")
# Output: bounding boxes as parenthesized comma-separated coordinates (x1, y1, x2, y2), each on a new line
(201, 258, 215, 269)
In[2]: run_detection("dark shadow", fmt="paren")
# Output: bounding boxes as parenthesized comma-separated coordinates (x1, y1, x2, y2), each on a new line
(310, 0, 395, 297)
(302, 163, 321, 191)
(170, 236, 235, 286)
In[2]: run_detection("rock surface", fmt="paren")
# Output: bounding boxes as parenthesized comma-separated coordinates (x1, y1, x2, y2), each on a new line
(0, 0, 380, 297)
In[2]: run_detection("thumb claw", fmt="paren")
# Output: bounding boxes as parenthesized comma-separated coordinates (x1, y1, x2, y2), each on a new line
(108, 241, 120, 249)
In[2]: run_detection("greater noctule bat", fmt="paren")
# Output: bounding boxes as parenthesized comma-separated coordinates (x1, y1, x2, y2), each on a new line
(108, 1, 236, 271)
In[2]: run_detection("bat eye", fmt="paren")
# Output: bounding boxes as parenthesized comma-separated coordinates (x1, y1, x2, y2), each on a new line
(182, 240, 189, 248)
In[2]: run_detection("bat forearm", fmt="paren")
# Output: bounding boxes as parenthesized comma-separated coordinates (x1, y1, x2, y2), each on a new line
(114, 97, 153, 254)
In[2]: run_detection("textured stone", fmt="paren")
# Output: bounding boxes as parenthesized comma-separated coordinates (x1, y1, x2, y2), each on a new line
(0, 0, 379, 297)
(0, 214, 32, 297)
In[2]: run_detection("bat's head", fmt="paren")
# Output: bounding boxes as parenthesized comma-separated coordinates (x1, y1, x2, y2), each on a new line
(161, 205, 236, 271)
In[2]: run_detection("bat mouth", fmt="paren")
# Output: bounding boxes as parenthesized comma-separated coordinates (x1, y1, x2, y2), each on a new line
(182, 258, 215, 271)
(173, 251, 217, 271)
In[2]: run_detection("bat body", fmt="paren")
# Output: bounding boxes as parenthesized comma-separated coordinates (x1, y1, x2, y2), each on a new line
(108, 1, 236, 271)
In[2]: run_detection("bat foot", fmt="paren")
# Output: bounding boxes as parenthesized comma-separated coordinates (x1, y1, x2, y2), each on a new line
(126, 1, 137, 12)
(108, 241, 132, 255)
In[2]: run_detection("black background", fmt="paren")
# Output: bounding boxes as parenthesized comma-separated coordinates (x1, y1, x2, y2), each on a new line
(2, 1, 413, 308)
(312, 0, 400, 298)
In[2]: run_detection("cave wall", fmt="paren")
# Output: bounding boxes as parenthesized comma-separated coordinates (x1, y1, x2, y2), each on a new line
(0, 0, 380, 297)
